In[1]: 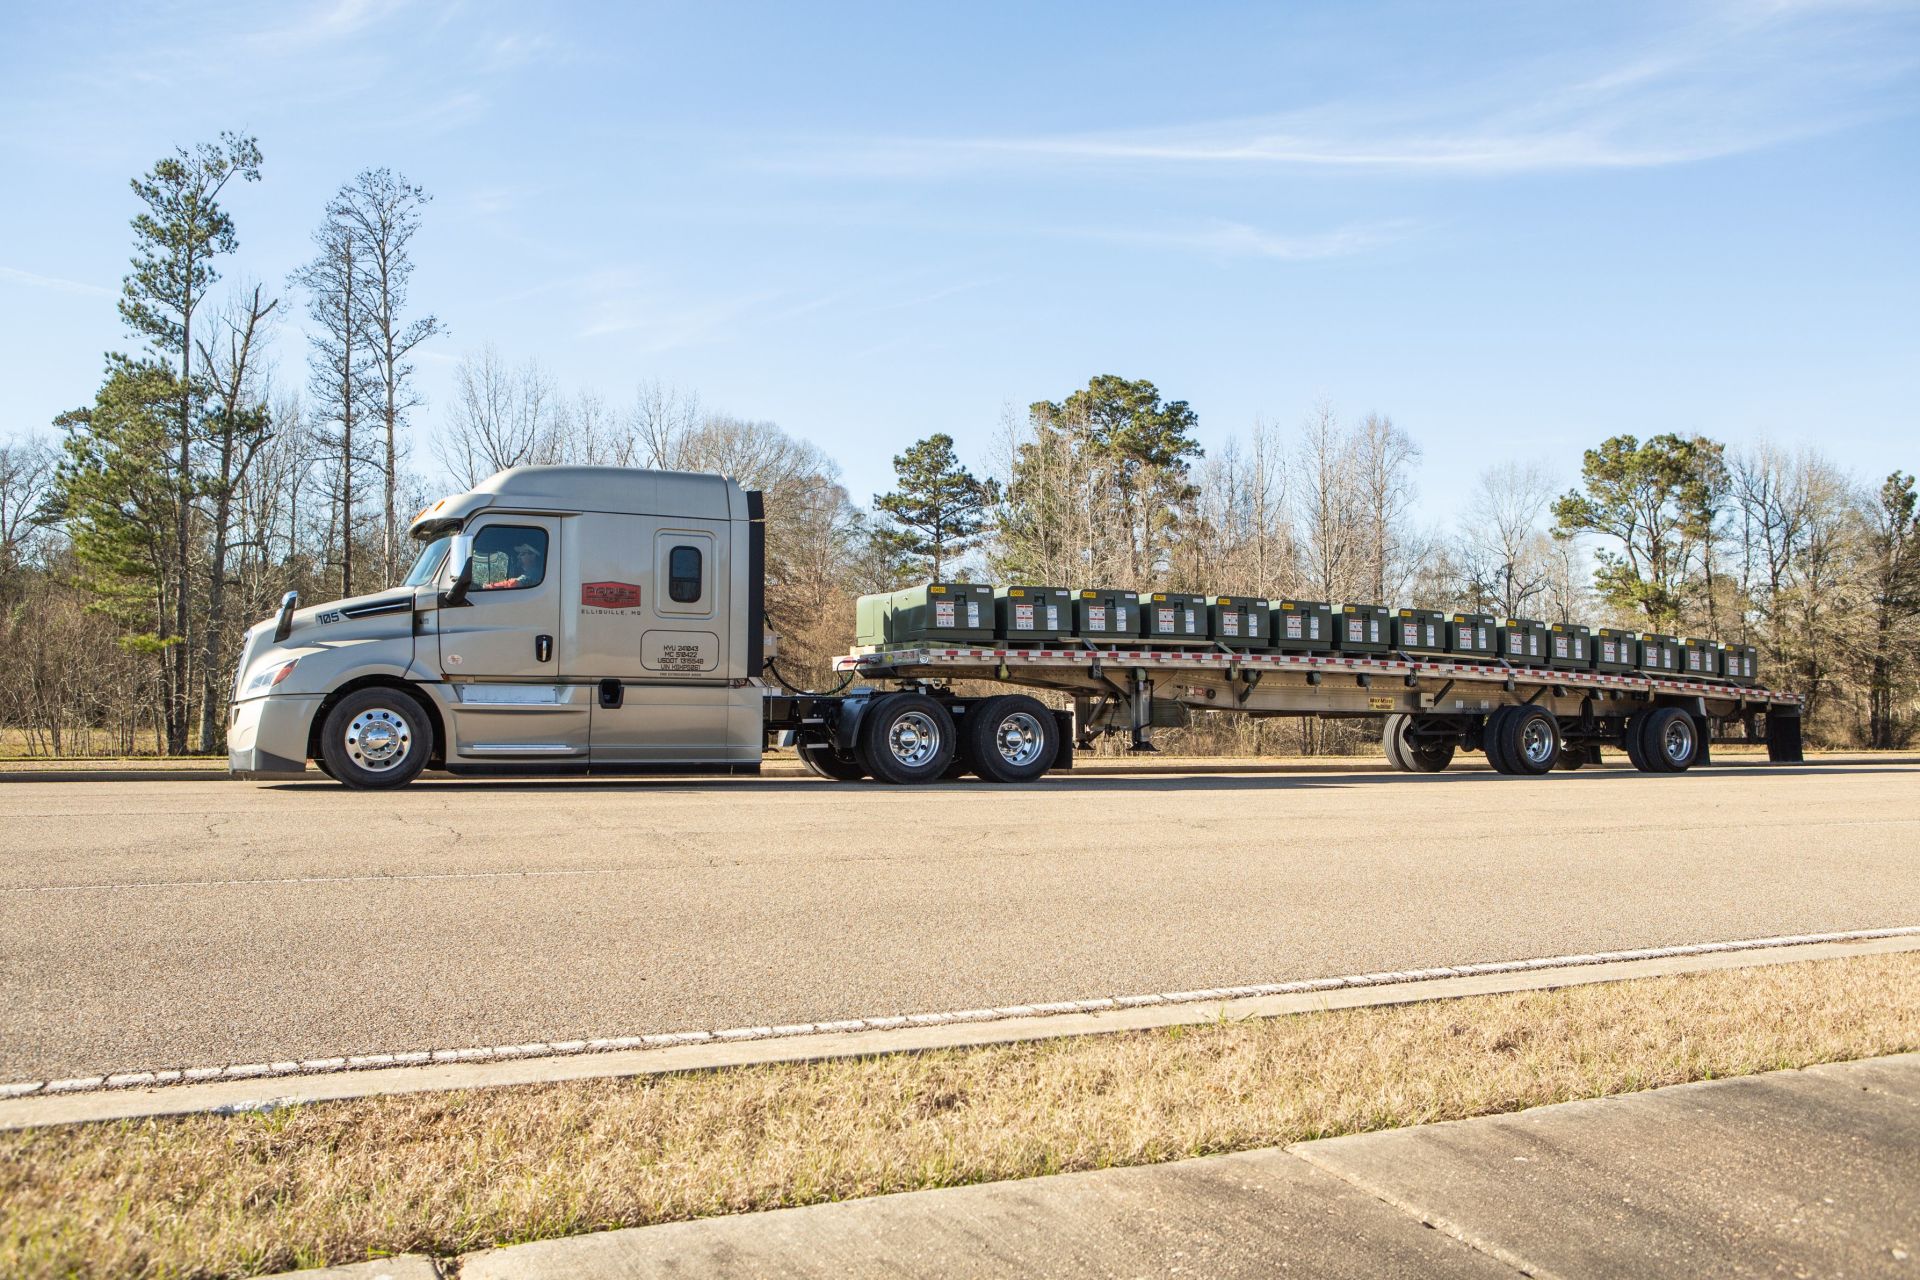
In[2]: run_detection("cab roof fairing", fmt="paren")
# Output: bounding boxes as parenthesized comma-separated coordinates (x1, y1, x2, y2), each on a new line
(408, 465, 746, 540)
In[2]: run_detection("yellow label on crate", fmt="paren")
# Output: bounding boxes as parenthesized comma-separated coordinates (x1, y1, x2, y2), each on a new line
(929, 585, 947, 594)
(1368, 697, 1394, 711)
(1008, 589, 1025, 597)
(1152, 593, 1167, 601)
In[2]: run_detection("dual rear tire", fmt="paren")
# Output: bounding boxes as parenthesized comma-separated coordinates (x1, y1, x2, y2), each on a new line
(1625, 706, 1702, 773)
(1381, 714, 1457, 773)
(1483, 706, 1561, 776)
(815, 692, 1060, 785)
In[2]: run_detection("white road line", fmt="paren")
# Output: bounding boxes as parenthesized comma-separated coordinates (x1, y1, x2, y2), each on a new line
(7, 926, 1916, 1101)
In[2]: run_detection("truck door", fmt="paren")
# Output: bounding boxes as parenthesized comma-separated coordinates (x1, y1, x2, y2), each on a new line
(438, 514, 591, 758)
(589, 524, 737, 762)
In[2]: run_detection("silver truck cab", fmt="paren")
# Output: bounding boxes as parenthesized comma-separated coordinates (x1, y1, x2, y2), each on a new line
(228, 465, 767, 787)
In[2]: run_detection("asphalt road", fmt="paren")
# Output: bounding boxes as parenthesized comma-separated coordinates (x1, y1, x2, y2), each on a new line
(3, 758, 1917, 1083)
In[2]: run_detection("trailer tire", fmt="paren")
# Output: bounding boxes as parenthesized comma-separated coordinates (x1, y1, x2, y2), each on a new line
(965, 695, 1058, 784)
(1490, 705, 1559, 776)
(858, 693, 957, 785)
(318, 687, 431, 789)
(1624, 713, 1655, 772)
(1639, 706, 1701, 773)
(1385, 714, 1454, 773)
(1483, 707, 1519, 774)
(797, 738, 865, 781)
(1381, 714, 1411, 772)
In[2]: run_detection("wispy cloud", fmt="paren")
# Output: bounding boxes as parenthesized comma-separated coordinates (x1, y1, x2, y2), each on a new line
(1080, 220, 1413, 261)
(774, 4, 1918, 178)
(0, 265, 113, 297)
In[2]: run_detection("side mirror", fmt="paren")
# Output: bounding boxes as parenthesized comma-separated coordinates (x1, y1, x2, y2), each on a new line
(440, 556, 475, 608)
(272, 590, 299, 643)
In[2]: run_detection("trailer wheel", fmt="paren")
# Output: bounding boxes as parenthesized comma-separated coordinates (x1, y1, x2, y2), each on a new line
(858, 693, 957, 785)
(318, 687, 431, 789)
(1555, 745, 1587, 771)
(797, 738, 865, 781)
(1483, 707, 1519, 774)
(1381, 714, 1411, 772)
(1490, 706, 1559, 776)
(965, 695, 1058, 784)
(1638, 706, 1701, 773)
(1623, 713, 1655, 772)
(1385, 714, 1454, 773)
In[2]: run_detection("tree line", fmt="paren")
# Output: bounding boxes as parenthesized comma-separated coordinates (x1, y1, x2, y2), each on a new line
(0, 133, 1913, 755)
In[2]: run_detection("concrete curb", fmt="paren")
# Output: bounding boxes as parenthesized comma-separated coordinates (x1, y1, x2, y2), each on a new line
(5, 928, 1915, 1130)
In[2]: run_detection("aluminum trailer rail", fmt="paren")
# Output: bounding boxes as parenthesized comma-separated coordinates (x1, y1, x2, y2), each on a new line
(832, 642, 1804, 775)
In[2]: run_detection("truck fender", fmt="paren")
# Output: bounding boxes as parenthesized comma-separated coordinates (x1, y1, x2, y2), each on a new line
(830, 689, 884, 754)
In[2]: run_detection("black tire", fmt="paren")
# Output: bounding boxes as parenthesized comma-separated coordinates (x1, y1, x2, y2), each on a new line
(797, 738, 865, 781)
(857, 693, 958, 785)
(1386, 714, 1455, 773)
(1506, 706, 1561, 776)
(1639, 706, 1701, 773)
(940, 758, 972, 781)
(317, 687, 432, 789)
(1624, 713, 1655, 772)
(964, 694, 1058, 784)
(1483, 707, 1519, 774)
(1381, 713, 1411, 772)
(313, 755, 336, 780)
(1555, 744, 1587, 771)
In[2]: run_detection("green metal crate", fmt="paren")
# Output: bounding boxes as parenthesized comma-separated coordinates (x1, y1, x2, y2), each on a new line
(1393, 608, 1448, 655)
(1270, 600, 1334, 653)
(1721, 642, 1759, 687)
(994, 585, 1072, 642)
(1594, 628, 1638, 674)
(1448, 613, 1497, 660)
(1681, 637, 1722, 679)
(1548, 622, 1592, 670)
(1207, 596, 1272, 650)
(1497, 617, 1549, 667)
(1638, 632, 1681, 676)
(1142, 592, 1206, 640)
(1333, 604, 1391, 654)
(855, 582, 995, 647)
(1075, 588, 1141, 640)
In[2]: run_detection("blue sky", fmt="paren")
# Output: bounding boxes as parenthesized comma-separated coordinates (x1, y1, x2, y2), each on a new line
(2, 0, 1916, 514)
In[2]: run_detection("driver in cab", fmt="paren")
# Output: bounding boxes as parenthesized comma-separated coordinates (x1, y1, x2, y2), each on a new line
(481, 542, 544, 590)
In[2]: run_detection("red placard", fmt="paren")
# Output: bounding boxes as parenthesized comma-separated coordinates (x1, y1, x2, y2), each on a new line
(581, 581, 642, 609)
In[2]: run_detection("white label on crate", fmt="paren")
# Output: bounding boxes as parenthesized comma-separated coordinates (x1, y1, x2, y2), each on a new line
(1224, 612, 1239, 636)
(1554, 635, 1569, 658)
(1184, 607, 1196, 632)
(1158, 607, 1175, 631)
(966, 601, 980, 627)
(1368, 618, 1382, 643)
(1045, 604, 1059, 630)
(1348, 617, 1363, 642)
(1402, 622, 1417, 646)
(1310, 616, 1322, 640)
(1089, 605, 1107, 631)
(1427, 623, 1438, 647)
(1286, 616, 1302, 640)
(1116, 606, 1130, 630)
(935, 600, 956, 627)
(1015, 603, 1035, 629)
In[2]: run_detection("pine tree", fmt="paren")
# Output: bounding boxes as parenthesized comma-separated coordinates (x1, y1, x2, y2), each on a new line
(873, 433, 993, 579)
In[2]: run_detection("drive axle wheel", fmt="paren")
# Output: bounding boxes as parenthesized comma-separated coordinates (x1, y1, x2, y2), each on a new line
(797, 737, 865, 781)
(858, 693, 957, 785)
(1488, 705, 1559, 776)
(965, 695, 1058, 784)
(318, 687, 431, 789)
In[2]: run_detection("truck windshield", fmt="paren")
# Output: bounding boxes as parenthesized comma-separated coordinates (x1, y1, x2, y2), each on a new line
(401, 536, 451, 588)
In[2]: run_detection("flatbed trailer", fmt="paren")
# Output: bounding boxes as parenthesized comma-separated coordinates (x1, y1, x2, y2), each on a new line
(810, 641, 1804, 779)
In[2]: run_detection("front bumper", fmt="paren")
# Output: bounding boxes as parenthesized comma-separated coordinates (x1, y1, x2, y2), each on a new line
(228, 694, 323, 778)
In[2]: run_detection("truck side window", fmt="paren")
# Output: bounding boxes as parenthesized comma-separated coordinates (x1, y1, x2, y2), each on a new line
(471, 525, 548, 591)
(668, 545, 702, 603)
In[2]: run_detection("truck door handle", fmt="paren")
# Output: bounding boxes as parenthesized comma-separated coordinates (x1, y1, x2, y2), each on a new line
(535, 634, 553, 663)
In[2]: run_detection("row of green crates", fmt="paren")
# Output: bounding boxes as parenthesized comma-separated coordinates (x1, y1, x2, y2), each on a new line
(854, 584, 1761, 686)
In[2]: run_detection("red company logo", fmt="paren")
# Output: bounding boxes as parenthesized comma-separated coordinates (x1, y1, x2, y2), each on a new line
(581, 581, 642, 609)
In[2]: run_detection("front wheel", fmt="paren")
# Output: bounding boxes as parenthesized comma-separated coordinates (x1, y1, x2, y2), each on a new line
(318, 687, 432, 789)
(797, 737, 865, 781)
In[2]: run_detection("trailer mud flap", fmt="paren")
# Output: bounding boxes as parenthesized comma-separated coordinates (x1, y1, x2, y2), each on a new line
(1767, 711, 1805, 763)
(1050, 709, 1075, 772)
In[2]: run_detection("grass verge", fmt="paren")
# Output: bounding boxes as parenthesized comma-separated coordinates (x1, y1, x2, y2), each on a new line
(4, 952, 1917, 1279)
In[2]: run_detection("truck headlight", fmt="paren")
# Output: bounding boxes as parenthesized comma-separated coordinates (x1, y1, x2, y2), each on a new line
(244, 659, 300, 694)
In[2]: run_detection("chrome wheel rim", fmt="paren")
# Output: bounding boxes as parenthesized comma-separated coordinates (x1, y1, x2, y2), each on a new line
(1662, 716, 1695, 764)
(346, 706, 412, 772)
(1520, 717, 1556, 766)
(994, 712, 1046, 766)
(886, 711, 941, 768)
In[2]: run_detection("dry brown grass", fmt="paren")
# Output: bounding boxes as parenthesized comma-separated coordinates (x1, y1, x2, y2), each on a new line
(4, 953, 1917, 1279)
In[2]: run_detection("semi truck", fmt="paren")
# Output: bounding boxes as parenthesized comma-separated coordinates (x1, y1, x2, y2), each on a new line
(227, 465, 1803, 789)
